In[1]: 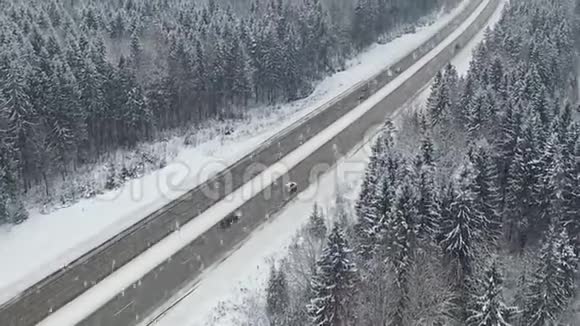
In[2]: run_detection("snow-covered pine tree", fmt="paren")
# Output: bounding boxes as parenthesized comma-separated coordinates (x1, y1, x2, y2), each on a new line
(123, 84, 149, 146)
(503, 123, 541, 249)
(543, 114, 578, 239)
(426, 71, 445, 127)
(129, 32, 143, 72)
(438, 162, 487, 322)
(0, 147, 25, 224)
(415, 166, 440, 241)
(308, 223, 358, 326)
(439, 163, 483, 280)
(104, 162, 119, 190)
(230, 37, 253, 104)
(546, 143, 574, 218)
(496, 103, 522, 203)
(419, 132, 435, 168)
(2, 61, 35, 171)
(352, 0, 376, 49)
(512, 264, 529, 326)
(555, 227, 578, 299)
(569, 133, 580, 241)
(488, 57, 504, 94)
(427, 64, 458, 128)
(333, 190, 351, 230)
(471, 147, 501, 244)
(387, 180, 417, 326)
(0, 176, 9, 225)
(55, 63, 85, 136)
(530, 84, 550, 128)
(0, 107, 27, 225)
(466, 88, 490, 139)
(78, 56, 105, 154)
(466, 261, 516, 326)
(308, 203, 327, 241)
(355, 122, 395, 258)
(515, 63, 542, 107)
(523, 224, 577, 326)
(458, 73, 476, 128)
(266, 264, 290, 326)
(443, 63, 459, 109)
(355, 174, 395, 260)
(355, 133, 385, 222)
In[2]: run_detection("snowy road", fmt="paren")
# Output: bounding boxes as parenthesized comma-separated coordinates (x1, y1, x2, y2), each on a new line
(143, 1, 507, 325)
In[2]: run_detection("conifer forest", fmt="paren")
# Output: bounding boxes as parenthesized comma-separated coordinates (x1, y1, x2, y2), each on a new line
(260, 0, 580, 325)
(0, 0, 459, 224)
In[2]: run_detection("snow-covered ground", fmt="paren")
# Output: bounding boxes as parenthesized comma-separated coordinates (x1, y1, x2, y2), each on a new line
(142, 1, 506, 326)
(0, 2, 472, 306)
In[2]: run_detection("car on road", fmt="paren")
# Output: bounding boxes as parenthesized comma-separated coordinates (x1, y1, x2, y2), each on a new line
(219, 211, 241, 229)
(285, 182, 298, 195)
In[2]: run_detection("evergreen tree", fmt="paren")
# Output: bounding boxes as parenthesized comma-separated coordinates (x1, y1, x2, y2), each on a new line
(543, 132, 576, 236)
(387, 180, 417, 325)
(355, 123, 395, 258)
(471, 147, 501, 243)
(2, 61, 36, 190)
(466, 88, 491, 138)
(496, 103, 522, 200)
(266, 264, 290, 326)
(427, 64, 458, 127)
(129, 32, 143, 71)
(466, 261, 516, 326)
(357, 173, 396, 260)
(439, 165, 483, 280)
(45, 63, 84, 177)
(426, 71, 445, 126)
(503, 124, 541, 249)
(415, 166, 440, 241)
(419, 133, 435, 167)
(308, 223, 358, 326)
(352, 0, 376, 49)
(443, 63, 459, 103)
(78, 57, 104, 152)
(488, 57, 504, 93)
(308, 203, 327, 241)
(110, 13, 125, 39)
(0, 135, 28, 224)
(458, 73, 476, 127)
(523, 225, 577, 326)
(555, 227, 578, 299)
(568, 134, 580, 240)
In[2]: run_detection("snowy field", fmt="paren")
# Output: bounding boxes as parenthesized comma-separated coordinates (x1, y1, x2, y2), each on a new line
(0, 2, 472, 305)
(142, 1, 507, 325)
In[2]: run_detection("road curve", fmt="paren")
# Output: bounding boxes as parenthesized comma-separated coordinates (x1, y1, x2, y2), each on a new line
(0, 1, 487, 325)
